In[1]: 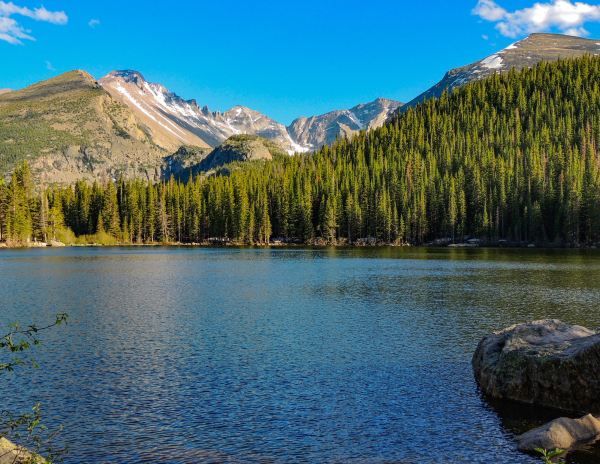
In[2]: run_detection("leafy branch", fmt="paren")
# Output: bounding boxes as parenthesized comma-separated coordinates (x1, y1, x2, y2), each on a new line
(0, 314, 68, 373)
(1, 313, 69, 463)
(536, 448, 566, 464)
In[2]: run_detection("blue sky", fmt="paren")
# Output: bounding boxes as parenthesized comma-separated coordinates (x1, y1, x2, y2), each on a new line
(2, 0, 600, 123)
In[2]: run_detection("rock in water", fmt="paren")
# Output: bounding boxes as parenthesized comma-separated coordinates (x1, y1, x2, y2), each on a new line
(517, 414, 600, 451)
(472, 319, 600, 413)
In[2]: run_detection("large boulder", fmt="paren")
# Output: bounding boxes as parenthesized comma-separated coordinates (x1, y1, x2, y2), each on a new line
(517, 414, 600, 451)
(472, 319, 600, 414)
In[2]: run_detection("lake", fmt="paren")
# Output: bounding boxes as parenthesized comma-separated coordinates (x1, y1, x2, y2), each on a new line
(1, 247, 600, 463)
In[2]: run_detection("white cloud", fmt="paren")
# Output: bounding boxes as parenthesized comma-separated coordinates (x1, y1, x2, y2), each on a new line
(473, 0, 600, 37)
(45, 60, 55, 71)
(0, 16, 31, 44)
(0, 1, 67, 45)
(474, 0, 507, 21)
(88, 18, 100, 28)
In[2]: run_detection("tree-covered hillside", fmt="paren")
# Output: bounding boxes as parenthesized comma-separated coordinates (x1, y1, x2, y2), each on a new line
(1, 56, 599, 246)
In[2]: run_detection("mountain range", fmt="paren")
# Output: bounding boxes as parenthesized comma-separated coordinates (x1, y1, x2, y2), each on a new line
(0, 69, 402, 183)
(99, 70, 402, 154)
(0, 32, 598, 184)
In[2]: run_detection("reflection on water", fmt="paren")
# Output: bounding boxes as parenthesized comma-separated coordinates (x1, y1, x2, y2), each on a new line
(1, 247, 600, 463)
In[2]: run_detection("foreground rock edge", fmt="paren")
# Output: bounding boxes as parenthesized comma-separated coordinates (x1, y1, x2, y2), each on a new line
(0, 437, 47, 464)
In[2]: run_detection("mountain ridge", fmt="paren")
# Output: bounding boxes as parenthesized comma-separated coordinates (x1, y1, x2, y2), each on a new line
(406, 33, 600, 108)
(0, 69, 168, 184)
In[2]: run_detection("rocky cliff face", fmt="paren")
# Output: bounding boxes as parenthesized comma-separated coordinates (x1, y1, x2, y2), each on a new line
(407, 33, 600, 107)
(288, 98, 402, 151)
(161, 145, 211, 180)
(99, 70, 212, 150)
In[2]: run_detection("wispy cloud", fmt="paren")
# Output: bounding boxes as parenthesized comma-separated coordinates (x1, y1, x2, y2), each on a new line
(88, 18, 100, 28)
(0, 1, 67, 45)
(473, 0, 600, 37)
(45, 60, 55, 71)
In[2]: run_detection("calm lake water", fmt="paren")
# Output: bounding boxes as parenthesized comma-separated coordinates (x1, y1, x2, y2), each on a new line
(1, 247, 600, 464)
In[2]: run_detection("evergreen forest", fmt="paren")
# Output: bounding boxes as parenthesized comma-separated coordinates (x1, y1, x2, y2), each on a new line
(1, 56, 599, 246)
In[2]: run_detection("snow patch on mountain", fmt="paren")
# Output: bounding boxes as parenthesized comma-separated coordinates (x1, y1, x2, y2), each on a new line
(113, 82, 187, 140)
(481, 54, 504, 69)
(286, 133, 311, 154)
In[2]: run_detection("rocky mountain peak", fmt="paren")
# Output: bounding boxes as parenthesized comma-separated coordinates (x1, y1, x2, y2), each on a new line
(105, 70, 147, 86)
(288, 97, 403, 150)
(71, 69, 97, 84)
(223, 105, 271, 124)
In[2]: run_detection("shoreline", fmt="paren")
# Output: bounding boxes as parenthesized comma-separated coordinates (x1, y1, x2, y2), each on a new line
(1, 241, 598, 250)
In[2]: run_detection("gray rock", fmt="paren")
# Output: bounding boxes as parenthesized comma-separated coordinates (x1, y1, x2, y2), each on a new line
(0, 437, 46, 464)
(472, 319, 600, 413)
(517, 414, 600, 451)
